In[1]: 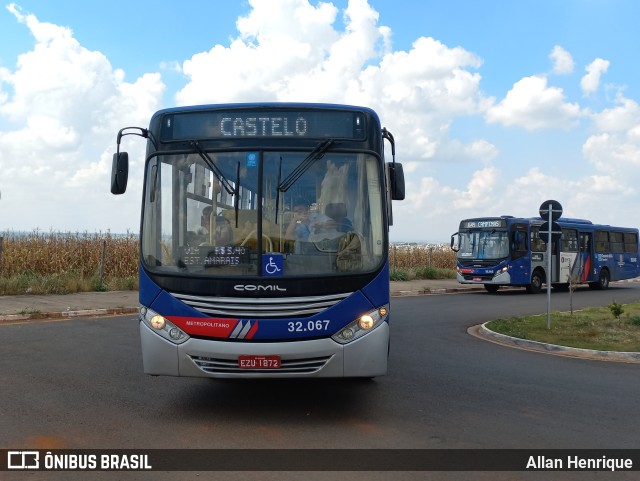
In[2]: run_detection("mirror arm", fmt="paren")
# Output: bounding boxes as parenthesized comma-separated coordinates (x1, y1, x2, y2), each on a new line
(116, 127, 151, 156)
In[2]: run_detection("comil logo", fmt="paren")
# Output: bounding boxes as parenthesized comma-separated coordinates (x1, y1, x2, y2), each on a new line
(8, 451, 39, 469)
(234, 284, 286, 292)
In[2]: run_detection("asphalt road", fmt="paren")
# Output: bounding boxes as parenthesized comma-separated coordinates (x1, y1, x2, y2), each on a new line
(1, 284, 639, 480)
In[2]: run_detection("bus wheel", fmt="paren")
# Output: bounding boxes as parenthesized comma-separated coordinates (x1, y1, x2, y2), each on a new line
(595, 269, 610, 290)
(484, 284, 499, 293)
(526, 270, 543, 294)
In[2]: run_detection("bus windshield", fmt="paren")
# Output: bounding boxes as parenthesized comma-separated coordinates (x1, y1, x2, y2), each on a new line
(457, 230, 509, 260)
(141, 148, 385, 277)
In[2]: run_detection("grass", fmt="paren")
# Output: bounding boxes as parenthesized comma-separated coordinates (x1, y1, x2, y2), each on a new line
(390, 266, 456, 281)
(486, 302, 640, 352)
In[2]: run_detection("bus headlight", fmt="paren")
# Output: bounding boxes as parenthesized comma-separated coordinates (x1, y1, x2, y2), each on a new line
(332, 305, 389, 345)
(359, 315, 374, 330)
(140, 305, 189, 345)
(150, 315, 166, 330)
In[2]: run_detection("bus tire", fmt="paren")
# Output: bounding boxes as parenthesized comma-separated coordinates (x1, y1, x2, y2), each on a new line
(593, 268, 610, 290)
(526, 270, 544, 294)
(484, 284, 500, 293)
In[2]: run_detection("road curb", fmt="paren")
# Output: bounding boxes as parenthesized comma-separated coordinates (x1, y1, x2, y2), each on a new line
(391, 287, 482, 297)
(469, 323, 640, 364)
(0, 307, 139, 324)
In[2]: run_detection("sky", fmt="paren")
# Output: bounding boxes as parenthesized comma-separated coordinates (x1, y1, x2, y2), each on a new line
(1, 0, 640, 243)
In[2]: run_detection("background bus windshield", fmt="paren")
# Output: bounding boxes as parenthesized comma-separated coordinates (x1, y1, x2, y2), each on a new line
(457, 230, 509, 260)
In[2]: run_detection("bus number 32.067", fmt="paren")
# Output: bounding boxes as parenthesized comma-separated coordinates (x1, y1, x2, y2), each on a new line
(288, 320, 331, 333)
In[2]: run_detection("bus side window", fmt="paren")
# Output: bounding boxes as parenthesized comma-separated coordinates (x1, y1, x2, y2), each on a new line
(512, 226, 527, 260)
(610, 231, 624, 253)
(624, 232, 638, 253)
(595, 230, 609, 253)
(530, 227, 546, 253)
(562, 229, 578, 252)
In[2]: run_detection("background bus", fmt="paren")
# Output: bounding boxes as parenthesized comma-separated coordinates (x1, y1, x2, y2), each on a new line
(450, 216, 640, 294)
(111, 103, 405, 378)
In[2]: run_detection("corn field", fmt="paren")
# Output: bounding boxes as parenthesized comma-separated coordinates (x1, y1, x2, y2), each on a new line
(389, 243, 456, 270)
(0, 231, 138, 278)
(0, 232, 138, 294)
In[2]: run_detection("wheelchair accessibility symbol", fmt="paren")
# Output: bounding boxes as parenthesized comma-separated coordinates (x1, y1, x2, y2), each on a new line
(262, 254, 284, 276)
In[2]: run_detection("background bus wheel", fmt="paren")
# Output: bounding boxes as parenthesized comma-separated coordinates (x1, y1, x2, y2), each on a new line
(484, 284, 499, 293)
(591, 269, 610, 290)
(526, 271, 543, 294)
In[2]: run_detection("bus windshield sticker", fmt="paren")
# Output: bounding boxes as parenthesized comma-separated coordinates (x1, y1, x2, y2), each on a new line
(262, 254, 284, 276)
(246, 152, 258, 168)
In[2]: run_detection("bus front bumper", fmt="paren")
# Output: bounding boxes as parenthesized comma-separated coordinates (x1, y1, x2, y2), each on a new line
(139, 320, 389, 378)
(456, 271, 511, 285)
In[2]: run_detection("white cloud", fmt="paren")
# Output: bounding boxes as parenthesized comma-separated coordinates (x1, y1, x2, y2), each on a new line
(583, 128, 640, 171)
(485, 75, 583, 130)
(508, 166, 635, 222)
(401, 167, 499, 217)
(581, 57, 610, 96)
(549, 45, 574, 74)
(0, 4, 164, 232)
(177, 0, 341, 105)
(439, 138, 498, 165)
(591, 95, 640, 132)
(582, 95, 640, 179)
(159, 61, 182, 73)
(453, 166, 499, 209)
(175, 0, 492, 170)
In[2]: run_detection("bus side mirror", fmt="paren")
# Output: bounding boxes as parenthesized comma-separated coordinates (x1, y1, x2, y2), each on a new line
(451, 232, 460, 252)
(388, 162, 405, 201)
(111, 152, 129, 195)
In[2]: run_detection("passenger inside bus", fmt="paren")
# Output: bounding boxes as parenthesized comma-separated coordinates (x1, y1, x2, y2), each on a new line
(193, 206, 233, 246)
(213, 215, 233, 246)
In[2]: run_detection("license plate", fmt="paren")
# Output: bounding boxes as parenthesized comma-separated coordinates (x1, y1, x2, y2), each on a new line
(238, 355, 281, 369)
(473, 277, 482, 282)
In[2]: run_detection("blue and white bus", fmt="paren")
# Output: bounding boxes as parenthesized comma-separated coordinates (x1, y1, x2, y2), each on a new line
(111, 103, 405, 378)
(451, 216, 640, 293)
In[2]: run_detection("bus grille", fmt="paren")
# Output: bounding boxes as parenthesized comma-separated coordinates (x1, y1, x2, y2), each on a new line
(458, 259, 501, 268)
(190, 355, 331, 375)
(172, 292, 351, 319)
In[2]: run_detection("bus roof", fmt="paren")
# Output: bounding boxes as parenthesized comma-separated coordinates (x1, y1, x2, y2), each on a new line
(459, 215, 638, 232)
(150, 102, 380, 120)
(149, 102, 383, 144)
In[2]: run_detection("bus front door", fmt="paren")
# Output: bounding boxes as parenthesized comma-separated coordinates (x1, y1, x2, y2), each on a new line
(578, 232, 593, 282)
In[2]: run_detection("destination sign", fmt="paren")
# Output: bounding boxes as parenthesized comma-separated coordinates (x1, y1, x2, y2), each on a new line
(461, 219, 506, 229)
(161, 109, 366, 141)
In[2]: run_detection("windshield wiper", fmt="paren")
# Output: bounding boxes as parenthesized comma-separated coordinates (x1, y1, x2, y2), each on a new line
(277, 139, 335, 193)
(189, 140, 235, 195)
(189, 140, 240, 226)
(274, 156, 283, 224)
